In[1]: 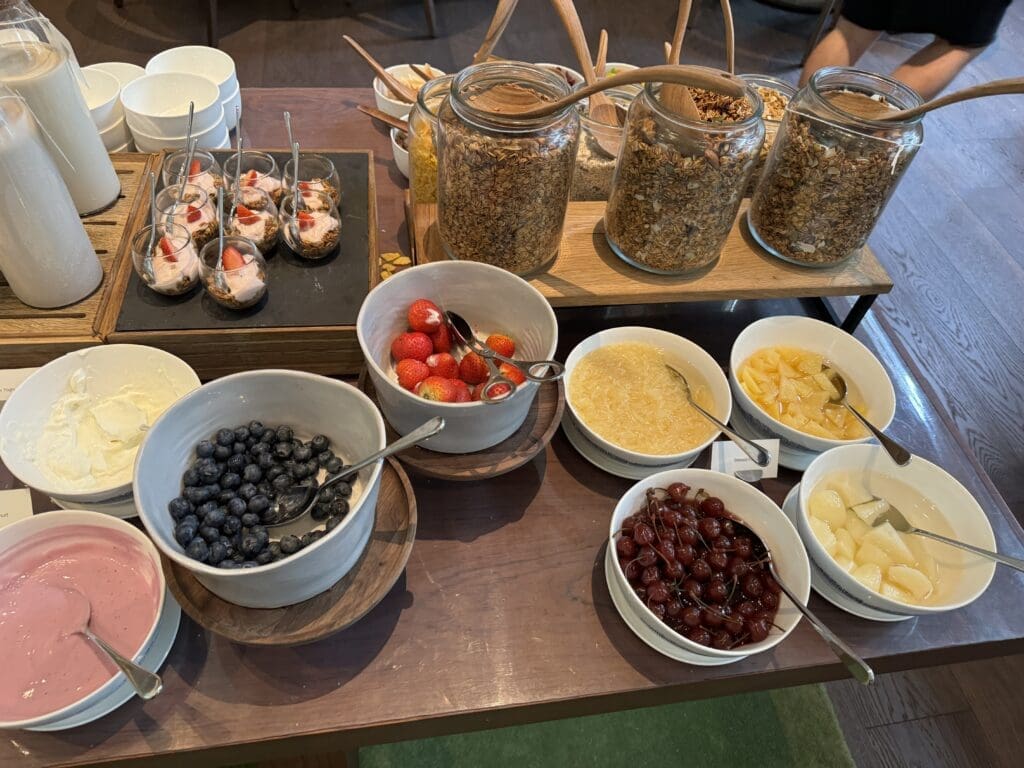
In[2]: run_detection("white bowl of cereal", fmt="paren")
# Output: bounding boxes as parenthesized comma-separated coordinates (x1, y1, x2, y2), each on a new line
(729, 316, 895, 455)
(797, 444, 996, 616)
(564, 327, 731, 470)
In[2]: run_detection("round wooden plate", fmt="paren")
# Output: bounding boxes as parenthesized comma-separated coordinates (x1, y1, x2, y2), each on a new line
(162, 457, 416, 646)
(359, 372, 565, 481)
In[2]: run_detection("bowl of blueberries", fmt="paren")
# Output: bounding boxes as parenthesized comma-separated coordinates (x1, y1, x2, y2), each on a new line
(134, 369, 386, 608)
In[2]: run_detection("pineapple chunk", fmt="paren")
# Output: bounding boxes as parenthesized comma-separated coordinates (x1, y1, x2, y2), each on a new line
(852, 498, 890, 525)
(808, 516, 837, 556)
(852, 563, 882, 592)
(845, 512, 871, 544)
(888, 565, 933, 600)
(796, 352, 824, 375)
(740, 368, 762, 395)
(778, 377, 799, 403)
(808, 489, 847, 528)
(801, 420, 833, 439)
(906, 536, 938, 581)
(855, 541, 893, 569)
(778, 360, 799, 378)
(831, 478, 874, 509)
(834, 555, 855, 573)
(812, 372, 841, 400)
(835, 528, 856, 561)
(880, 580, 913, 603)
(863, 522, 916, 565)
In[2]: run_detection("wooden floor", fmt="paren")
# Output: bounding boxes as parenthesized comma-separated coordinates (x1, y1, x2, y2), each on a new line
(39, 1, 1024, 766)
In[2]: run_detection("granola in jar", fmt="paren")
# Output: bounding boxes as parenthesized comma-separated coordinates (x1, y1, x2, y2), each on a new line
(739, 74, 796, 196)
(437, 62, 579, 275)
(604, 81, 764, 274)
(748, 67, 924, 266)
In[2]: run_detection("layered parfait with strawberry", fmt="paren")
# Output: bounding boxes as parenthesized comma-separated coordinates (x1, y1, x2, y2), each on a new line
(156, 183, 218, 250)
(390, 298, 526, 402)
(284, 154, 342, 207)
(162, 150, 224, 200)
(227, 187, 280, 252)
(281, 191, 341, 260)
(131, 221, 200, 296)
(226, 150, 284, 207)
(199, 238, 268, 310)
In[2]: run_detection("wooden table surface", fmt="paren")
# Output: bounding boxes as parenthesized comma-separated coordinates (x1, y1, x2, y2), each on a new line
(5, 89, 1024, 768)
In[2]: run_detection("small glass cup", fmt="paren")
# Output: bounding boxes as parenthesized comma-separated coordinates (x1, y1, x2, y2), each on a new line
(283, 153, 341, 206)
(280, 191, 341, 260)
(155, 183, 218, 249)
(571, 88, 634, 201)
(131, 221, 200, 296)
(199, 236, 268, 310)
(162, 149, 223, 198)
(227, 186, 280, 252)
(224, 150, 283, 206)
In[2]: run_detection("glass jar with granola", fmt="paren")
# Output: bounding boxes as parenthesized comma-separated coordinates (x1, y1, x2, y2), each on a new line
(409, 74, 454, 205)
(436, 62, 580, 275)
(739, 74, 795, 196)
(604, 78, 764, 274)
(571, 88, 634, 201)
(748, 67, 924, 267)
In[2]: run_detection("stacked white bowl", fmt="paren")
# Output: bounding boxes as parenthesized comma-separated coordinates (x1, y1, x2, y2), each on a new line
(146, 45, 241, 129)
(121, 72, 228, 153)
(79, 65, 134, 153)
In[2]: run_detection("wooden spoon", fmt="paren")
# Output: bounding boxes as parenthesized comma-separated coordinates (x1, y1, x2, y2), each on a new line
(879, 76, 1024, 121)
(720, 0, 735, 75)
(549, 0, 620, 126)
(472, 0, 519, 65)
(408, 63, 436, 83)
(467, 64, 742, 119)
(342, 35, 418, 103)
(595, 28, 608, 78)
(357, 104, 409, 132)
(662, 0, 701, 120)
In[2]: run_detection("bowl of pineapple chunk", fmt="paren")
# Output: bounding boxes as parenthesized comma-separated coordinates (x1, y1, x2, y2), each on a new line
(798, 444, 996, 615)
(730, 316, 896, 454)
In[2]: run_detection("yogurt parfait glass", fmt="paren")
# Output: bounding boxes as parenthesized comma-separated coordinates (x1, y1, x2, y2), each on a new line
(224, 150, 283, 206)
(227, 186, 280, 252)
(283, 153, 341, 206)
(155, 183, 218, 249)
(199, 236, 268, 310)
(162, 149, 223, 199)
(131, 221, 200, 296)
(280, 191, 341, 260)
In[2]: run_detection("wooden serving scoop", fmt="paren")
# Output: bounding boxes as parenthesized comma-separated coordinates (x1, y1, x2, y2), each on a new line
(720, 0, 735, 75)
(550, 0, 620, 126)
(880, 76, 1024, 121)
(356, 104, 409, 132)
(595, 29, 608, 78)
(662, 0, 701, 120)
(472, 0, 519, 65)
(342, 35, 418, 103)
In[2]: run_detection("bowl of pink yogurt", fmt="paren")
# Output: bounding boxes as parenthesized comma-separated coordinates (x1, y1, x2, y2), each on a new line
(0, 510, 165, 731)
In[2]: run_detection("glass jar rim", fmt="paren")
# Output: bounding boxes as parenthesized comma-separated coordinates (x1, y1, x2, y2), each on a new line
(577, 87, 634, 133)
(642, 76, 765, 133)
(283, 153, 337, 177)
(807, 66, 924, 129)
(449, 61, 575, 131)
(416, 73, 456, 121)
(225, 150, 277, 175)
(157, 182, 209, 208)
(132, 221, 192, 254)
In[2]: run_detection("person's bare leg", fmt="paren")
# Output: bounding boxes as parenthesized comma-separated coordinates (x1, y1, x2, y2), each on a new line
(800, 17, 881, 86)
(892, 39, 986, 99)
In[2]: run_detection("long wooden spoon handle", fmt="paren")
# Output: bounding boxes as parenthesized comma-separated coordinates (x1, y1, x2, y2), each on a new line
(356, 105, 409, 132)
(883, 76, 1024, 121)
(669, 0, 692, 64)
(720, 0, 735, 74)
(472, 0, 519, 65)
(342, 35, 418, 103)
(550, 0, 599, 85)
(595, 28, 608, 78)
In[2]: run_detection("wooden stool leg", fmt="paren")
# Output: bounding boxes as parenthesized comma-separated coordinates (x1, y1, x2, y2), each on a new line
(207, 0, 219, 48)
(423, 0, 437, 38)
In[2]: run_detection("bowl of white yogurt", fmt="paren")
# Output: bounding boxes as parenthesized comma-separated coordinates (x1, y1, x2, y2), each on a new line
(0, 345, 200, 517)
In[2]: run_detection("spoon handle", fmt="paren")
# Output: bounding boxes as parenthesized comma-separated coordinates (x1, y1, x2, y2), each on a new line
(771, 571, 875, 686)
(472, 0, 518, 64)
(910, 529, 1024, 573)
(883, 77, 1024, 121)
(691, 402, 771, 467)
(844, 403, 911, 466)
(84, 628, 163, 699)
(320, 417, 445, 492)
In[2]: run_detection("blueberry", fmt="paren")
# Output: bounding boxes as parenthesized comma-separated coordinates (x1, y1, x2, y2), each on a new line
(311, 503, 331, 521)
(186, 537, 209, 562)
(175, 521, 198, 546)
(217, 489, 237, 505)
(240, 533, 263, 558)
(308, 529, 324, 543)
(320, 486, 336, 503)
(272, 474, 293, 492)
(251, 442, 270, 456)
(241, 512, 260, 527)
(236, 483, 257, 501)
(293, 444, 312, 462)
(326, 515, 343, 531)
(233, 441, 247, 455)
(218, 559, 241, 569)
(325, 457, 343, 474)
(260, 430, 275, 444)
(265, 464, 283, 481)
(251, 525, 269, 545)
(248, 420, 265, 437)
(182, 467, 200, 487)
(231, 552, 246, 563)
(205, 506, 227, 528)
(305, 460, 320, 478)
(215, 428, 235, 447)
(292, 462, 310, 480)
(275, 426, 294, 443)
(241, 561, 259, 569)
(247, 495, 271, 515)
(317, 450, 335, 467)
(196, 500, 218, 519)
(258, 452, 276, 470)
(245, 437, 257, 450)
(334, 482, 352, 499)
(279, 535, 301, 555)
(184, 486, 211, 505)
(242, 464, 262, 483)
(255, 549, 274, 565)
(283, 459, 298, 475)
(198, 463, 223, 484)
(234, 427, 250, 442)
(207, 541, 228, 564)
(213, 444, 232, 461)
(168, 497, 192, 519)
(310, 435, 329, 453)
(225, 497, 247, 517)
(196, 440, 216, 458)
(222, 515, 242, 535)
(180, 513, 199, 529)
(220, 472, 241, 490)
(329, 499, 349, 517)
(200, 525, 221, 543)
(226, 454, 247, 473)
(273, 442, 293, 460)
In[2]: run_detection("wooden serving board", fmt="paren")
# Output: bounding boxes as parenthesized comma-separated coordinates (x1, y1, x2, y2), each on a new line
(0, 153, 156, 368)
(409, 199, 894, 307)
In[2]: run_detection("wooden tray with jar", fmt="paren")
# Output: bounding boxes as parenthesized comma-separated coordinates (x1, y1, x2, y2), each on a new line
(97, 148, 378, 379)
(0, 152, 157, 368)
(408, 197, 894, 332)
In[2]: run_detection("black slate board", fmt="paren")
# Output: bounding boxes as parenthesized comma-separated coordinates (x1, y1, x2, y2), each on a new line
(115, 150, 371, 332)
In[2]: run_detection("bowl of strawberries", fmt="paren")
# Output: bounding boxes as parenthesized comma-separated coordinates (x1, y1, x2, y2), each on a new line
(357, 262, 558, 453)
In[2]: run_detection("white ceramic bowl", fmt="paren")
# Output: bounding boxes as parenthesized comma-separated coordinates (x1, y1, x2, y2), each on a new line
(535, 62, 585, 90)
(121, 72, 222, 137)
(85, 62, 146, 90)
(729, 315, 896, 454)
(146, 45, 238, 101)
(390, 127, 409, 178)
(797, 444, 996, 615)
(130, 104, 226, 151)
(99, 114, 131, 151)
(0, 345, 199, 515)
(609, 468, 810, 659)
(0, 510, 166, 731)
(564, 326, 731, 469)
(108, 139, 133, 153)
(357, 261, 558, 454)
(222, 83, 242, 130)
(80, 68, 121, 131)
(373, 64, 444, 118)
(134, 370, 386, 609)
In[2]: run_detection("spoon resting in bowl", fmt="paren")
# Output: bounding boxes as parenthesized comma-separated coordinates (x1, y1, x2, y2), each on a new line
(825, 370, 910, 466)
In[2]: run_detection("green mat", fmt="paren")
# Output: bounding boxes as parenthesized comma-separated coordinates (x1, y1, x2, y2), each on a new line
(360, 684, 853, 768)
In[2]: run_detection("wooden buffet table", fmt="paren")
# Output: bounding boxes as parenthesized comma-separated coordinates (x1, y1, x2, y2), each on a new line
(4, 88, 1024, 768)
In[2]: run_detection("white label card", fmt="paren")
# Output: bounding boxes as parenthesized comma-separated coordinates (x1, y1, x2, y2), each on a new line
(0, 367, 37, 407)
(0, 488, 34, 530)
(710, 438, 780, 480)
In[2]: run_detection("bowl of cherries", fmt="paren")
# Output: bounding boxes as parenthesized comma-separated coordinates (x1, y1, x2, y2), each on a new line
(608, 468, 810, 661)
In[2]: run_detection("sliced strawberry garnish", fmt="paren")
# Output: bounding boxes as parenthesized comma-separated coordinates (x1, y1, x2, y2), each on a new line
(243, 169, 258, 187)
(185, 204, 202, 223)
(157, 236, 178, 262)
(297, 211, 315, 231)
(235, 204, 259, 225)
(298, 181, 312, 191)
(221, 245, 246, 270)
(188, 159, 201, 178)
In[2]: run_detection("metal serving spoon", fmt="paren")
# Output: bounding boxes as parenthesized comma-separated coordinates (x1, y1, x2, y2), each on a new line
(826, 370, 910, 466)
(665, 365, 770, 468)
(61, 587, 163, 699)
(872, 502, 1024, 573)
(264, 417, 445, 527)
(445, 310, 565, 383)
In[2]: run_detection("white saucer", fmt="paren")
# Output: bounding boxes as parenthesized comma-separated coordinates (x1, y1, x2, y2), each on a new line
(26, 592, 182, 732)
(51, 494, 137, 519)
(730, 406, 818, 471)
(781, 486, 912, 623)
(603, 547, 739, 666)
(562, 412, 696, 481)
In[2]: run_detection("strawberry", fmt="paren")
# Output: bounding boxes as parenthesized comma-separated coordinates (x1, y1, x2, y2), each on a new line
(428, 323, 451, 353)
(222, 245, 246, 271)
(298, 180, 312, 190)
(451, 379, 472, 403)
(244, 169, 258, 187)
(395, 359, 429, 391)
(235, 204, 259, 224)
(188, 158, 201, 178)
(157, 235, 177, 262)
(473, 382, 511, 401)
(415, 376, 457, 402)
(486, 333, 516, 358)
(425, 352, 459, 379)
(458, 352, 489, 385)
(407, 298, 443, 333)
(390, 331, 433, 362)
(499, 362, 526, 386)
(297, 210, 316, 231)
(185, 204, 202, 223)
